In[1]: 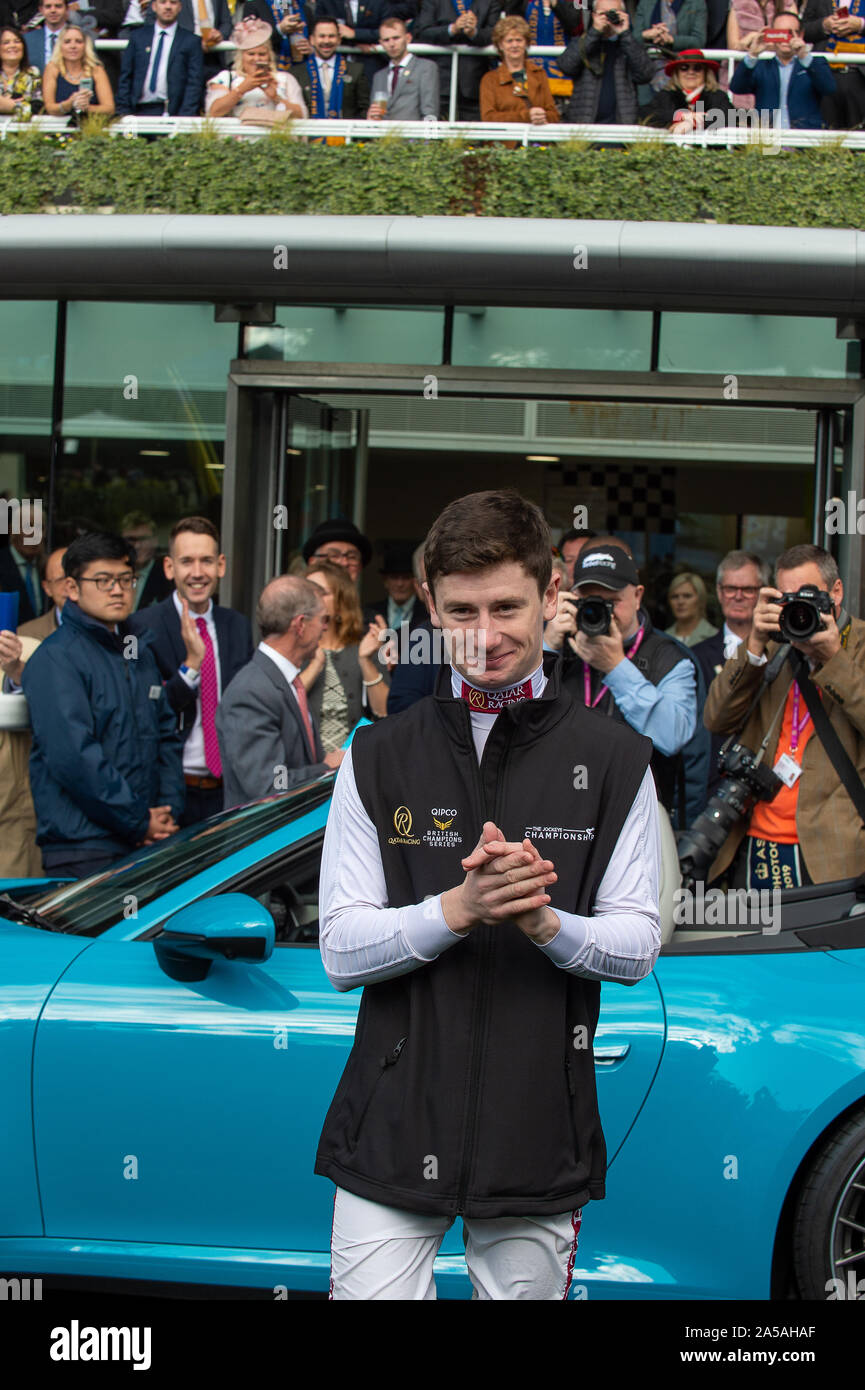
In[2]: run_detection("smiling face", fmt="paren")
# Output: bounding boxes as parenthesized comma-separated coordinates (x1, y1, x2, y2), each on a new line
(311, 20, 339, 59)
(427, 561, 559, 688)
(242, 41, 272, 75)
(0, 29, 25, 69)
(677, 61, 705, 91)
(164, 530, 225, 612)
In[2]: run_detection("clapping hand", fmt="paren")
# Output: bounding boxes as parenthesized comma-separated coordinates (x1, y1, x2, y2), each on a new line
(441, 821, 559, 942)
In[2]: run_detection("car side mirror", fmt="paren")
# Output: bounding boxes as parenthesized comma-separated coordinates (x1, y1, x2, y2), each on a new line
(154, 892, 275, 982)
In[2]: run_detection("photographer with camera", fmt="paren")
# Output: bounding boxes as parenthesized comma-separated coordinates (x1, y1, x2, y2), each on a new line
(558, 0, 656, 123)
(701, 543, 865, 889)
(549, 541, 699, 817)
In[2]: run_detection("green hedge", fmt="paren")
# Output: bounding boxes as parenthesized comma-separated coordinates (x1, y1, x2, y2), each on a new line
(0, 126, 864, 223)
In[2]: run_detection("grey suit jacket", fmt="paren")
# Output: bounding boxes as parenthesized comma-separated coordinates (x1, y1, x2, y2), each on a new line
(370, 55, 439, 120)
(215, 648, 328, 809)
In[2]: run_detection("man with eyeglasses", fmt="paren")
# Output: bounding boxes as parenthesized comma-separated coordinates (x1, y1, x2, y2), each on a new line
(693, 550, 767, 800)
(301, 519, 372, 589)
(21, 532, 184, 881)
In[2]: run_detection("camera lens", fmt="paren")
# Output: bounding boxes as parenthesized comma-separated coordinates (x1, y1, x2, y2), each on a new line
(779, 600, 820, 641)
(577, 598, 611, 637)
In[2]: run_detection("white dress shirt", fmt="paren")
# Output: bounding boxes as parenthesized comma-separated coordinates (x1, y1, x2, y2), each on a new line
(257, 640, 309, 714)
(142, 20, 178, 104)
(174, 591, 221, 776)
(723, 622, 744, 661)
(44, 25, 64, 68)
(319, 662, 661, 992)
(315, 54, 336, 99)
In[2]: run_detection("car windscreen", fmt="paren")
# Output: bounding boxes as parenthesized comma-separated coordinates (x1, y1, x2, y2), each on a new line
(3, 780, 332, 937)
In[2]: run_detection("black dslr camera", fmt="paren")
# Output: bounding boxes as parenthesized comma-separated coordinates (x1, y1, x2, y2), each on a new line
(771, 586, 834, 642)
(677, 741, 783, 890)
(605, 8, 624, 20)
(574, 595, 615, 637)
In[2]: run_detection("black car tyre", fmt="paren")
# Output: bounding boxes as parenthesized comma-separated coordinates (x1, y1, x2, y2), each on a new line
(792, 1108, 865, 1300)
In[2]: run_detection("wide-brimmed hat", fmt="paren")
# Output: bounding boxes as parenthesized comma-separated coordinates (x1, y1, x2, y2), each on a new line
(231, 17, 274, 50)
(571, 543, 640, 592)
(664, 48, 720, 77)
(302, 519, 372, 566)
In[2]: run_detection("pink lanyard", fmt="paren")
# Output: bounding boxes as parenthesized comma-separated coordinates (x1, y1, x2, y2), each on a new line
(584, 625, 645, 708)
(790, 683, 811, 753)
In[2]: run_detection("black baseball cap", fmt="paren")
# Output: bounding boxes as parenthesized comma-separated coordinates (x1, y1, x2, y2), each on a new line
(571, 543, 640, 591)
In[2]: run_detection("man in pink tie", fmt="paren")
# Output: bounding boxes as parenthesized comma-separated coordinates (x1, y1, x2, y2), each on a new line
(128, 516, 254, 825)
(215, 575, 344, 809)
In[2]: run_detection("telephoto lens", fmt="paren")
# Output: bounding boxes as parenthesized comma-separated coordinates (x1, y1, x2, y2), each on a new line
(677, 742, 783, 890)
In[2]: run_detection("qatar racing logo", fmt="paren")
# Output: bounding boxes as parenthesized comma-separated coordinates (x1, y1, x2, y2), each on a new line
(388, 804, 420, 846)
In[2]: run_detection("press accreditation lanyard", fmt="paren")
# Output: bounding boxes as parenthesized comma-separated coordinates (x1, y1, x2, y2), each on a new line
(789, 684, 811, 753)
(584, 624, 645, 709)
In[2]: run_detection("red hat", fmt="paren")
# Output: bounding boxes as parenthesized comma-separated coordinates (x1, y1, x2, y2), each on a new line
(664, 48, 720, 77)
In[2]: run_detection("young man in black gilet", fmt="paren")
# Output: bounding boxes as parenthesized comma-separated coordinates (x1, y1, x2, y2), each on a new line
(314, 489, 661, 1300)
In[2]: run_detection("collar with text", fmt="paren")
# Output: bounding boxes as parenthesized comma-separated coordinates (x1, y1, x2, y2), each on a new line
(452, 660, 546, 711)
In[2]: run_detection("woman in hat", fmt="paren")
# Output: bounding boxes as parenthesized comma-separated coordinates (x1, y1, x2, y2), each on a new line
(301, 560, 389, 749)
(206, 17, 307, 123)
(645, 47, 733, 129)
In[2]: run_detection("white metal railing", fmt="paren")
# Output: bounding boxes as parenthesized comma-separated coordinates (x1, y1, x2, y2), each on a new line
(12, 35, 865, 129)
(4, 113, 865, 149)
(85, 38, 865, 125)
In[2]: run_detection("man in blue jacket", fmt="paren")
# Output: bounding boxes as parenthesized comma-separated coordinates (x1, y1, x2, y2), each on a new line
(116, 0, 204, 115)
(730, 10, 835, 128)
(22, 532, 184, 881)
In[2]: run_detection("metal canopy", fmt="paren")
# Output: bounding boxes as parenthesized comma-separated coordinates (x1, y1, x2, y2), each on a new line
(1, 216, 864, 315)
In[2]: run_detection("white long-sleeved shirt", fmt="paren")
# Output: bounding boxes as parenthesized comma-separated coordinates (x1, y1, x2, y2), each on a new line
(319, 663, 661, 992)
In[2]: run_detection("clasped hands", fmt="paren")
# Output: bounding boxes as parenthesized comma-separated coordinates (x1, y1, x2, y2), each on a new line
(441, 820, 560, 944)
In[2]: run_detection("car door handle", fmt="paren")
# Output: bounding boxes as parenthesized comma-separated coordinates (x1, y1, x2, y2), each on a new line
(593, 1044, 631, 1065)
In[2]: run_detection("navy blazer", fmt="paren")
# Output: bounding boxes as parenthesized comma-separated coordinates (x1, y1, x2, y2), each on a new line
(317, 0, 410, 43)
(116, 22, 204, 115)
(127, 595, 254, 744)
(729, 54, 835, 129)
(25, 21, 81, 74)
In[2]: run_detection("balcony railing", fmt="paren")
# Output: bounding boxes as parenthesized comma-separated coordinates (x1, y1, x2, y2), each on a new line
(6, 39, 861, 133)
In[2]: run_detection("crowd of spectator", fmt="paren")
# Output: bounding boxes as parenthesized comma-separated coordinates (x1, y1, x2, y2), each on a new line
(1, 498, 858, 901)
(0, 0, 863, 128)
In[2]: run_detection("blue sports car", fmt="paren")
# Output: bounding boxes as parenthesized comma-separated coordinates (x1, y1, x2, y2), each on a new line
(2, 775, 865, 1300)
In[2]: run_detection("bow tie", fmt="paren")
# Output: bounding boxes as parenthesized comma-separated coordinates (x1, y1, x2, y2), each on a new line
(459, 678, 533, 711)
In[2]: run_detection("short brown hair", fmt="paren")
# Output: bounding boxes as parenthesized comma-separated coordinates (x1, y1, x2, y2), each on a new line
(307, 558, 365, 644)
(169, 515, 221, 552)
(379, 15, 407, 32)
(492, 13, 529, 52)
(424, 490, 552, 599)
(775, 543, 839, 588)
